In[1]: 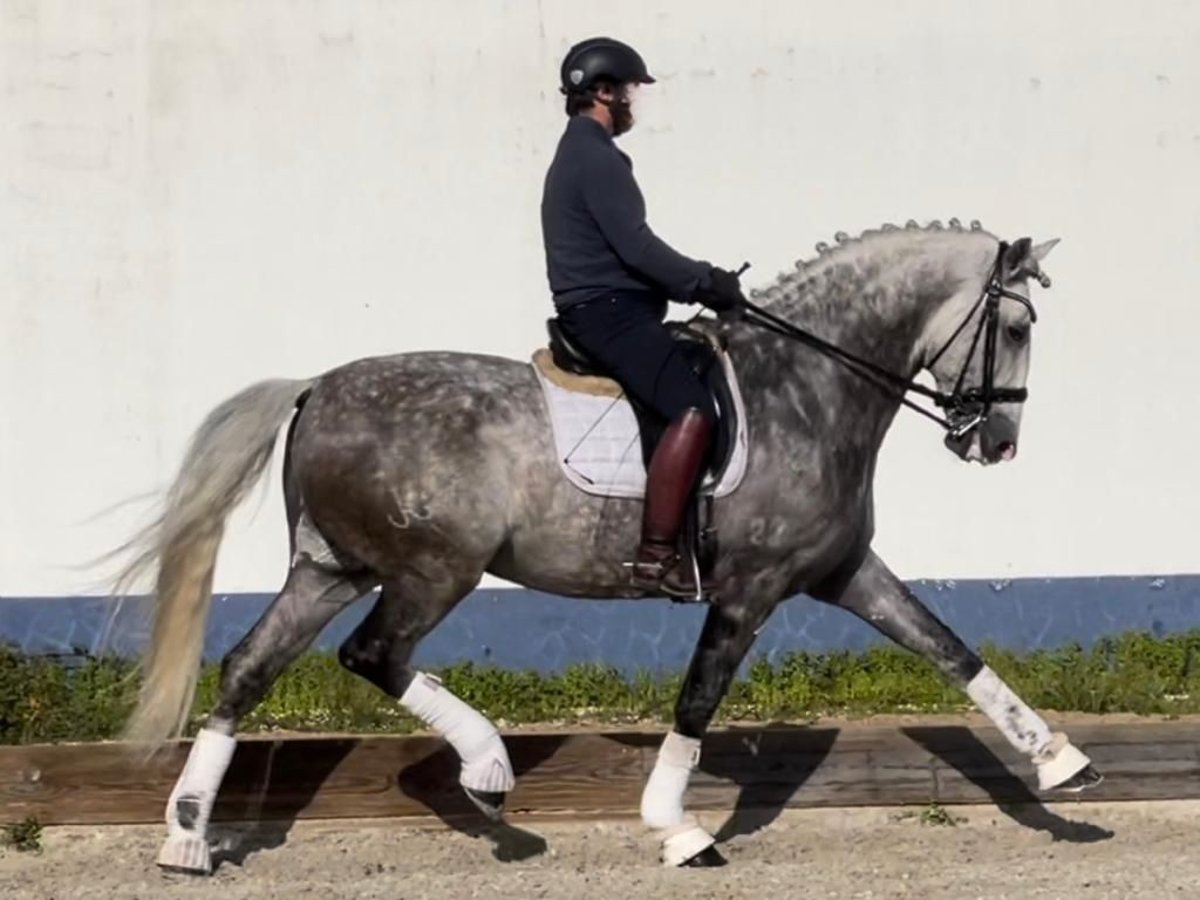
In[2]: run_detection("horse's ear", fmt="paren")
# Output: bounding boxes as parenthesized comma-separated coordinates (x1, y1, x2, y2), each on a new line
(1030, 237, 1060, 261)
(1002, 237, 1032, 273)
(1003, 236, 1057, 287)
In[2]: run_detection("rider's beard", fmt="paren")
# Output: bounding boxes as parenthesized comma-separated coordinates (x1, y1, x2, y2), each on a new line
(611, 97, 634, 135)
(602, 84, 637, 136)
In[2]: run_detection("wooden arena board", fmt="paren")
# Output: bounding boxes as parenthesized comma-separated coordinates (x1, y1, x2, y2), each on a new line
(2, 719, 1198, 826)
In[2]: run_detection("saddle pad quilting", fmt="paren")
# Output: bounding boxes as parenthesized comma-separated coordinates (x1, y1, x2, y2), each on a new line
(532, 349, 749, 500)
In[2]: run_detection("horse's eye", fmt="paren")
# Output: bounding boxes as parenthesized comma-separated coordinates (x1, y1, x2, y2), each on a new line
(1006, 324, 1029, 345)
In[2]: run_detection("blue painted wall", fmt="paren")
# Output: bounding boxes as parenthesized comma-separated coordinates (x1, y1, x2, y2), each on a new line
(3, 576, 1197, 674)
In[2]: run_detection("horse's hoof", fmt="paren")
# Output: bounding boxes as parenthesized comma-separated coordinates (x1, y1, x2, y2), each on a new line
(1052, 764, 1104, 794)
(464, 787, 507, 821)
(660, 824, 719, 867)
(1036, 734, 1098, 792)
(156, 834, 211, 875)
(679, 845, 728, 868)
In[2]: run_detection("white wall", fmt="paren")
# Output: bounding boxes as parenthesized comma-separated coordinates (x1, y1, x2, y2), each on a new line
(3, 0, 1198, 596)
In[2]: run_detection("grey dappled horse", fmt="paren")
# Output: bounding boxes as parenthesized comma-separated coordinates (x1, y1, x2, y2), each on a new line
(110, 222, 1097, 873)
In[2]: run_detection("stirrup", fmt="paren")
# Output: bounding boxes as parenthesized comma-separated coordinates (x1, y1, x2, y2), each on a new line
(628, 550, 713, 602)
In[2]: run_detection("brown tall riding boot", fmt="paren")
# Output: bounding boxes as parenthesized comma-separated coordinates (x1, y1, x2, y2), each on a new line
(630, 407, 715, 598)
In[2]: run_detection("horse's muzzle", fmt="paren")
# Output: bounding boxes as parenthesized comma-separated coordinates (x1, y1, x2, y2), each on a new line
(944, 412, 1019, 464)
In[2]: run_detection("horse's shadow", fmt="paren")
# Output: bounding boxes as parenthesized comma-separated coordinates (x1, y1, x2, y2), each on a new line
(210, 737, 358, 870)
(207, 722, 1113, 871)
(390, 727, 841, 859)
(617, 723, 1112, 847)
(209, 735, 565, 870)
(901, 726, 1113, 843)
(700, 725, 840, 842)
(391, 737, 568, 862)
(603, 725, 839, 845)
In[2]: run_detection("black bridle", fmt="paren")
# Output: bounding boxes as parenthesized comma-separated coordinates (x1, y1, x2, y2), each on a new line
(731, 241, 1037, 438)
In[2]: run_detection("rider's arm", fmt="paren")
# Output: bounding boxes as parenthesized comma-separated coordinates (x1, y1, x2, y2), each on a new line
(581, 150, 711, 301)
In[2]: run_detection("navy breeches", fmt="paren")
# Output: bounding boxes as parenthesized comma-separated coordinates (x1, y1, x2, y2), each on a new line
(557, 292, 716, 424)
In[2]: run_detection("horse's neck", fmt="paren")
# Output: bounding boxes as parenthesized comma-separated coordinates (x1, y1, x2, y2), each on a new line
(760, 241, 959, 378)
(731, 234, 975, 454)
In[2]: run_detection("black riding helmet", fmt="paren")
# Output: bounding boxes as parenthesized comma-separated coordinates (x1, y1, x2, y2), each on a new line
(559, 37, 655, 95)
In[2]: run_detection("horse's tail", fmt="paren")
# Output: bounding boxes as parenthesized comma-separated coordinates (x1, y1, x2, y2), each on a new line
(110, 377, 313, 750)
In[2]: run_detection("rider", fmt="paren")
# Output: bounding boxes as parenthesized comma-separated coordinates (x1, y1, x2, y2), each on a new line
(540, 37, 746, 597)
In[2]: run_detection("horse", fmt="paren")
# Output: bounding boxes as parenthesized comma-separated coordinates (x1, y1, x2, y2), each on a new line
(106, 220, 1098, 874)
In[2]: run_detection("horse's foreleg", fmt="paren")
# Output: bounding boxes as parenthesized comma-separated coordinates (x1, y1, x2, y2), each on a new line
(815, 549, 1099, 792)
(644, 600, 771, 868)
(157, 557, 372, 875)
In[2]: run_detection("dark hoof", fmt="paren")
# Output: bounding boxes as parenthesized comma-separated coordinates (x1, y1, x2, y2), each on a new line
(1055, 764, 1104, 793)
(463, 787, 507, 821)
(679, 846, 727, 868)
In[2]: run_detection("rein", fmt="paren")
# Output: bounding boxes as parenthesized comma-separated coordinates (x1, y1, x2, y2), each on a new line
(730, 242, 1037, 437)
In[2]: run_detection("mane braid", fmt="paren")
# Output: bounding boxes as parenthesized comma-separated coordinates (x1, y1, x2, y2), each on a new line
(751, 217, 988, 300)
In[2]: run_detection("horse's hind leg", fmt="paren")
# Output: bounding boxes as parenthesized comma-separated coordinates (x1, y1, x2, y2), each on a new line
(813, 549, 1101, 792)
(337, 568, 515, 819)
(157, 555, 374, 874)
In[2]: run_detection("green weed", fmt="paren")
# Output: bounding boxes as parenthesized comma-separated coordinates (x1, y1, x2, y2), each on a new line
(1, 817, 43, 853)
(1, 630, 1197, 745)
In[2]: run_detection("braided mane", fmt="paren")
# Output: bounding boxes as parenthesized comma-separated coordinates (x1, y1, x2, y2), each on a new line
(750, 218, 990, 304)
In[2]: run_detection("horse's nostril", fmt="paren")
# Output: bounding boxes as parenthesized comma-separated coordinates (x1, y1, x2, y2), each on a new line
(998, 441, 1017, 461)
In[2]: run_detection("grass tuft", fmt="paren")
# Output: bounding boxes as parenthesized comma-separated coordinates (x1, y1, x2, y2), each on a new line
(1, 817, 42, 853)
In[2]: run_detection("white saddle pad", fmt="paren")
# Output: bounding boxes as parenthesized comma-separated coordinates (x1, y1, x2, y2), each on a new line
(531, 348, 749, 500)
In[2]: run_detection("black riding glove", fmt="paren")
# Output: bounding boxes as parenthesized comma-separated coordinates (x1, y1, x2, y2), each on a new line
(693, 266, 746, 313)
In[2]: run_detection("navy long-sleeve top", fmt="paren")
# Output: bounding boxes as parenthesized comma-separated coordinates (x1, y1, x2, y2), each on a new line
(541, 115, 710, 310)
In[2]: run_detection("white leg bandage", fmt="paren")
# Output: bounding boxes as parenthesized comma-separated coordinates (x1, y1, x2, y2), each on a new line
(966, 665, 1053, 756)
(400, 672, 515, 794)
(641, 731, 716, 866)
(157, 727, 236, 873)
(966, 665, 1091, 790)
(641, 731, 700, 829)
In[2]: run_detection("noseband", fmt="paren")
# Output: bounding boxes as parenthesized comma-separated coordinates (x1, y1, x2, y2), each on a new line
(733, 240, 1038, 436)
(926, 241, 1037, 437)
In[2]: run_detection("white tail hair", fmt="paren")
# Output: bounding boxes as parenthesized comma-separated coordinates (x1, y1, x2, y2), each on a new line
(106, 378, 312, 751)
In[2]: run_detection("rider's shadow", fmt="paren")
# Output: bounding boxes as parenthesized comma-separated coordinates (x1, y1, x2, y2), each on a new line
(395, 736, 568, 862)
(902, 726, 1114, 843)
